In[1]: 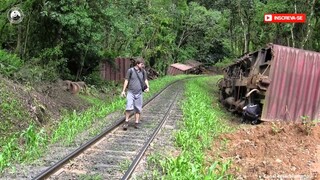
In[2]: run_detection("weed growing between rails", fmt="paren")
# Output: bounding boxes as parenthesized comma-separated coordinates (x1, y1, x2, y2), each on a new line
(153, 76, 234, 179)
(0, 75, 186, 173)
(79, 174, 103, 180)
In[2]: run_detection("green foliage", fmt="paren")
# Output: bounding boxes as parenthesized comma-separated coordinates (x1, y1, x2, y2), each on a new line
(0, 49, 23, 77)
(14, 61, 60, 83)
(0, 91, 26, 121)
(84, 70, 107, 88)
(214, 57, 234, 69)
(42, 0, 104, 78)
(79, 174, 103, 180)
(19, 124, 48, 160)
(271, 122, 284, 134)
(51, 97, 127, 144)
(1, 0, 320, 80)
(175, 2, 229, 63)
(0, 125, 47, 172)
(12, 45, 68, 83)
(0, 136, 20, 171)
(301, 116, 317, 136)
(204, 0, 320, 53)
(0, 81, 31, 139)
(156, 76, 234, 179)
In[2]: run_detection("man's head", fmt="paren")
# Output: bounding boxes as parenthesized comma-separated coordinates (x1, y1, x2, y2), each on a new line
(135, 58, 145, 70)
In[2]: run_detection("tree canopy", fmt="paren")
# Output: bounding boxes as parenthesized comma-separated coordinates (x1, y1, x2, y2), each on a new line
(1, 0, 319, 82)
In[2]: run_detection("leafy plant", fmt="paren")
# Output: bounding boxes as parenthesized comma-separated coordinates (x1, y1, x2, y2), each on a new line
(0, 136, 20, 171)
(79, 174, 103, 180)
(119, 159, 131, 172)
(301, 116, 317, 136)
(153, 76, 234, 179)
(19, 124, 48, 161)
(214, 57, 235, 69)
(271, 122, 283, 134)
(0, 50, 23, 77)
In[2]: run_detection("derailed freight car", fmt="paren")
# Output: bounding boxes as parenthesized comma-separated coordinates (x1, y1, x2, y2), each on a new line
(218, 44, 320, 123)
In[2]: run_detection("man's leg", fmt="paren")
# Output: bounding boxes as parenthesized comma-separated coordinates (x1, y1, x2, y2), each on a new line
(123, 92, 134, 130)
(133, 93, 143, 128)
(125, 110, 131, 122)
(135, 113, 140, 124)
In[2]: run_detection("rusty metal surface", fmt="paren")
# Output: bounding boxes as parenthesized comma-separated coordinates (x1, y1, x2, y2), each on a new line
(262, 44, 320, 121)
(100, 58, 132, 82)
(219, 44, 320, 122)
(167, 63, 193, 75)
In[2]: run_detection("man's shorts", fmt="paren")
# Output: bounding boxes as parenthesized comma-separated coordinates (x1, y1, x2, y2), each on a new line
(126, 91, 143, 113)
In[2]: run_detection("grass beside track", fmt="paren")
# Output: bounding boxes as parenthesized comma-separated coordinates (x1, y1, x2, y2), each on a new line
(0, 75, 187, 173)
(149, 76, 235, 179)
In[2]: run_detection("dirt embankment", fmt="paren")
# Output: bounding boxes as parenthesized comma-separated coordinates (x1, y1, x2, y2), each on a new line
(0, 77, 92, 137)
(208, 121, 320, 179)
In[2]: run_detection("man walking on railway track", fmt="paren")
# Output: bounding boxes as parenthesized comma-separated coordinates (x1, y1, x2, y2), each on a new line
(121, 59, 149, 130)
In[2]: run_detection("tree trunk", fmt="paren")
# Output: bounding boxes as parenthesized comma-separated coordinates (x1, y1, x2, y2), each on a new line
(23, 13, 31, 58)
(15, 25, 22, 58)
(230, 18, 234, 53)
(76, 48, 88, 80)
(240, 19, 248, 54)
(177, 30, 189, 48)
(238, 0, 248, 54)
(301, 0, 316, 49)
(290, 1, 297, 47)
(142, 27, 158, 57)
(245, 20, 251, 53)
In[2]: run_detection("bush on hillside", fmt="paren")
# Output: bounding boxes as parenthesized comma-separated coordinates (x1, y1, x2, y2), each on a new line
(0, 50, 23, 77)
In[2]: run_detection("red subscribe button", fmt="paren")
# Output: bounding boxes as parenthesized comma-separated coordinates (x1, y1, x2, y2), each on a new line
(264, 14, 306, 23)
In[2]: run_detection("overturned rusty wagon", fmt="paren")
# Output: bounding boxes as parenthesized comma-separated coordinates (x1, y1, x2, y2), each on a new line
(218, 44, 320, 122)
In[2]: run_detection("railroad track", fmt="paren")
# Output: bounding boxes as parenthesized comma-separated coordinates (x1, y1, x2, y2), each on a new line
(32, 80, 185, 180)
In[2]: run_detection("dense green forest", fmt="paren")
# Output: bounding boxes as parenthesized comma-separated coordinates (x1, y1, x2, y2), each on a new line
(1, 0, 319, 83)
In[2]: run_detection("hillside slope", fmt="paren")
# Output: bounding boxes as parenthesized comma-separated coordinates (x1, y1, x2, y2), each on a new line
(0, 77, 91, 139)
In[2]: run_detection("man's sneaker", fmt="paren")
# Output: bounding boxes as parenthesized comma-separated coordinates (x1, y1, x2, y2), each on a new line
(123, 122, 128, 130)
(134, 122, 139, 129)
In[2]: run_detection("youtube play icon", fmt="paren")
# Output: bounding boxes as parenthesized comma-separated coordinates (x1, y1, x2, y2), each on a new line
(264, 14, 272, 22)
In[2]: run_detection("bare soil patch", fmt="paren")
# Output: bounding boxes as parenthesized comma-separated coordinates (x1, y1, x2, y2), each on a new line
(208, 121, 320, 179)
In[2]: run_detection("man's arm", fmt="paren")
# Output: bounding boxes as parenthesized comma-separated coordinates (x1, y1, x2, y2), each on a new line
(144, 70, 149, 92)
(144, 79, 149, 92)
(121, 79, 128, 97)
(122, 79, 128, 91)
(121, 69, 131, 97)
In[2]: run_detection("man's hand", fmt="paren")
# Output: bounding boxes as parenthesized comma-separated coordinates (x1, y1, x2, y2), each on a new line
(121, 91, 126, 97)
(144, 87, 149, 92)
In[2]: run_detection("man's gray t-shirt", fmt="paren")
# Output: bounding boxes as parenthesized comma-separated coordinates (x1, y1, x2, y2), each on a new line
(126, 67, 147, 94)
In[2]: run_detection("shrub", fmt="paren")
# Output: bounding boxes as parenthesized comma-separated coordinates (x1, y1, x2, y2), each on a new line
(14, 58, 60, 83)
(0, 50, 23, 77)
(214, 57, 234, 69)
(84, 70, 109, 88)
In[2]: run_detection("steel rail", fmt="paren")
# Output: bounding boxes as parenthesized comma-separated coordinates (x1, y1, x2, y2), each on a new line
(32, 80, 180, 180)
(121, 89, 180, 180)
